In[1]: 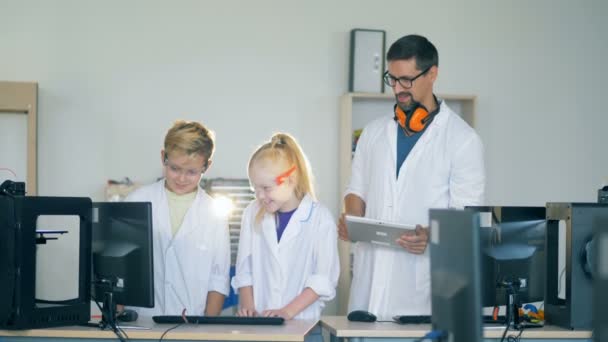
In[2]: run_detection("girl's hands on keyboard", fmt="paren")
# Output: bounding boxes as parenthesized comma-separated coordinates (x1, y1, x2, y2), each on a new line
(261, 308, 292, 320)
(236, 307, 258, 317)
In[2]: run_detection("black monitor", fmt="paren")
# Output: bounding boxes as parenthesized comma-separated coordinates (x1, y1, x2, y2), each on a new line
(429, 209, 482, 342)
(91, 202, 154, 327)
(467, 206, 546, 325)
(594, 211, 608, 342)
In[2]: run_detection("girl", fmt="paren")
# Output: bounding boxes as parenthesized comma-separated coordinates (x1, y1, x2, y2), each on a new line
(232, 133, 339, 323)
(125, 120, 231, 316)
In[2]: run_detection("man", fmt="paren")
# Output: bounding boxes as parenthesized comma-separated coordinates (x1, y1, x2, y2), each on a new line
(338, 34, 485, 319)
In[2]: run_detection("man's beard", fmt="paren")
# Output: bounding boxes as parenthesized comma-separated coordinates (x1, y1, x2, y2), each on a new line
(395, 92, 418, 112)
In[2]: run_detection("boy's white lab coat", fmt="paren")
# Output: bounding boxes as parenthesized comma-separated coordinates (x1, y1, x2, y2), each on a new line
(126, 180, 231, 316)
(231, 194, 339, 320)
(345, 101, 485, 319)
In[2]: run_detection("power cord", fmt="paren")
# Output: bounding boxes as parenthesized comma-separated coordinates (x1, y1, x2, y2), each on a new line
(499, 322, 525, 342)
(507, 326, 524, 342)
(158, 308, 189, 341)
(158, 323, 184, 341)
(0, 168, 17, 179)
(500, 324, 524, 342)
(499, 324, 509, 342)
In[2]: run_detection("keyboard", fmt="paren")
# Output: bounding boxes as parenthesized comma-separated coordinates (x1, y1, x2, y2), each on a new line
(152, 315, 285, 325)
(393, 315, 432, 324)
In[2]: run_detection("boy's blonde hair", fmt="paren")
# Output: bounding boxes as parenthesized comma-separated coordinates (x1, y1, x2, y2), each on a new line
(248, 133, 316, 223)
(164, 120, 215, 162)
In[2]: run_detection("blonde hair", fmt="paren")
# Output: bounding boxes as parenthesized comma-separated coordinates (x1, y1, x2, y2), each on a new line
(248, 133, 316, 223)
(164, 120, 215, 162)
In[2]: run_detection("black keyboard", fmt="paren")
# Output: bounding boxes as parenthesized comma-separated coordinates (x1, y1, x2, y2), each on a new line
(152, 315, 285, 325)
(393, 315, 432, 324)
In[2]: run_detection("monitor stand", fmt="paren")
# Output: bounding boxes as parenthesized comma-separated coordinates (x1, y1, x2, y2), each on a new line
(496, 281, 543, 330)
(94, 284, 149, 332)
(500, 281, 521, 329)
(100, 290, 119, 330)
(92, 278, 121, 331)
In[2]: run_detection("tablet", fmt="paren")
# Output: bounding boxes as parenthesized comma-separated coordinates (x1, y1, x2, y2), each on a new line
(345, 215, 416, 249)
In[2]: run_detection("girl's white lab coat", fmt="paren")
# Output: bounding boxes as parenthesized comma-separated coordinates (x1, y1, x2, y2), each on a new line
(345, 100, 485, 320)
(126, 180, 231, 316)
(231, 194, 339, 320)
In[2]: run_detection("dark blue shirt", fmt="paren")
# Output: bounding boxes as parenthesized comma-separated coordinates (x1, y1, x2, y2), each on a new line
(276, 208, 297, 242)
(396, 125, 424, 178)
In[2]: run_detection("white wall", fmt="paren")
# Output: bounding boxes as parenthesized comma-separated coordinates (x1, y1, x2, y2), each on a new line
(1, 0, 607, 305)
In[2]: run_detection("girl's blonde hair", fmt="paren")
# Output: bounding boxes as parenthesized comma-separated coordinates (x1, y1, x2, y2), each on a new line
(164, 120, 215, 162)
(248, 133, 316, 223)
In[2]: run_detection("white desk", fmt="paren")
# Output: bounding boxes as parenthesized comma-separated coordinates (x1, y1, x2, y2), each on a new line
(320, 316, 593, 342)
(0, 316, 318, 342)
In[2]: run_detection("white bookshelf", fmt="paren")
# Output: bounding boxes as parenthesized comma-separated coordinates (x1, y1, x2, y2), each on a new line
(336, 92, 477, 314)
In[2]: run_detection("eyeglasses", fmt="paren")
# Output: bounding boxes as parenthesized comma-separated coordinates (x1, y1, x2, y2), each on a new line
(164, 158, 205, 179)
(250, 165, 296, 195)
(383, 66, 431, 89)
(251, 183, 279, 196)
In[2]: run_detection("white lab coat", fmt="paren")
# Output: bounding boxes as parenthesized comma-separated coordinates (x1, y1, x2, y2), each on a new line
(231, 194, 339, 320)
(125, 180, 231, 316)
(345, 100, 485, 320)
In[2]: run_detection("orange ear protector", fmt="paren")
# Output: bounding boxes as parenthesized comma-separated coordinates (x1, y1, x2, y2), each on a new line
(394, 105, 432, 133)
(393, 95, 440, 133)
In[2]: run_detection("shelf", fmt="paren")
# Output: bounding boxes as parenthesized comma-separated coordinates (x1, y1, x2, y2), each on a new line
(0, 81, 38, 195)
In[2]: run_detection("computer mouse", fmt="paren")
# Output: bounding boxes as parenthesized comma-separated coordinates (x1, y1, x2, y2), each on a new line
(347, 310, 377, 322)
(116, 309, 138, 322)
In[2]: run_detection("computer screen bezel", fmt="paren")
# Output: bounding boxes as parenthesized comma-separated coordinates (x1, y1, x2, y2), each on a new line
(429, 209, 482, 342)
(593, 211, 608, 342)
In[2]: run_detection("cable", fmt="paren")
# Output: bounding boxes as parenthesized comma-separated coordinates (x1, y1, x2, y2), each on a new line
(499, 324, 509, 342)
(115, 324, 130, 342)
(158, 323, 184, 341)
(0, 168, 17, 179)
(158, 308, 189, 341)
(110, 325, 128, 342)
(500, 324, 525, 342)
(91, 295, 129, 342)
(507, 325, 524, 342)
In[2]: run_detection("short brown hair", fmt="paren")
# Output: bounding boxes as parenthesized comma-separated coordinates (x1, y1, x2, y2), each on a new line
(164, 120, 215, 162)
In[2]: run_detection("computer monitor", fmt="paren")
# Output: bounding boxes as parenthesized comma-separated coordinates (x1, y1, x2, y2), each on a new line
(594, 211, 608, 342)
(467, 206, 546, 324)
(91, 202, 154, 326)
(429, 209, 482, 342)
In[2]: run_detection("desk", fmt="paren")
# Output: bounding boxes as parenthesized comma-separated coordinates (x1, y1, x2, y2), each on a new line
(0, 317, 318, 341)
(320, 316, 593, 342)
